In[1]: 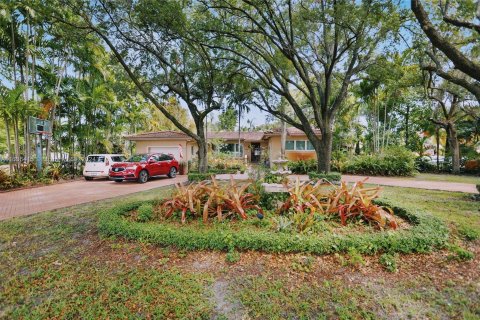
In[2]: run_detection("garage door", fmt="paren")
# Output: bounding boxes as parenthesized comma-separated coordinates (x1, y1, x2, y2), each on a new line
(148, 146, 182, 160)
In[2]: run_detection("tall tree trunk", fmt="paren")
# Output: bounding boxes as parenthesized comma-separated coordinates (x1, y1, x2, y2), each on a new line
(447, 123, 460, 174)
(4, 118, 13, 174)
(196, 120, 208, 173)
(24, 15, 31, 163)
(46, 55, 68, 164)
(13, 117, 21, 172)
(280, 120, 286, 159)
(436, 127, 440, 171)
(315, 129, 333, 173)
(24, 123, 30, 163)
(10, 14, 17, 85)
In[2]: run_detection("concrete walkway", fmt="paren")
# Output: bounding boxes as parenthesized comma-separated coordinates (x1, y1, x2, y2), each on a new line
(0, 176, 186, 221)
(216, 173, 478, 194)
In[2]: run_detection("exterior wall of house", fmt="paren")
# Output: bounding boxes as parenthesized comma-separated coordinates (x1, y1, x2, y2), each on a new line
(133, 140, 189, 161)
(129, 134, 316, 172)
(268, 136, 317, 163)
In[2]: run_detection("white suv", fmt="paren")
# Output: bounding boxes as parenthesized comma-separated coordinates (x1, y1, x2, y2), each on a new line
(83, 154, 126, 180)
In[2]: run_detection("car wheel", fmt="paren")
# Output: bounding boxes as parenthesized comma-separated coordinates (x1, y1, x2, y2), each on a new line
(84, 176, 93, 181)
(114, 179, 123, 183)
(168, 167, 177, 178)
(138, 170, 149, 183)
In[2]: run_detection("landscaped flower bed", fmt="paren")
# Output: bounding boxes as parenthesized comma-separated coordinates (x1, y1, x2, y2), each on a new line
(99, 178, 449, 255)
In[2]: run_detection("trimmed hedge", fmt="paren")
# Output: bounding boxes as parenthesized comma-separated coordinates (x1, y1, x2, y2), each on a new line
(99, 199, 449, 255)
(308, 171, 341, 182)
(187, 172, 213, 182)
(188, 169, 240, 181)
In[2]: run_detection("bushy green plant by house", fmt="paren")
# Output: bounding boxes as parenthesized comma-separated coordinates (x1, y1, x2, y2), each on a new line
(288, 159, 317, 174)
(331, 150, 349, 172)
(344, 146, 416, 176)
(208, 152, 246, 172)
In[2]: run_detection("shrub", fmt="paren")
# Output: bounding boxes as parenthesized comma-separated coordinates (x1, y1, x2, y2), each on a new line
(161, 177, 263, 223)
(278, 179, 398, 230)
(98, 199, 449, 255)
(288, 159, 317, 174)
(187, 172, 214, 182)
(208, 152, 246, 172)
(247, 180, 288, 211)
(0, 170, 22, 190)
(344, 146, 416, 176)
(415, 157, 437, 173)
(331, 151, 349, 172)
(379, 253, 398, 272)
(308, 171, 341, 183)
(137, 203, 153, 222)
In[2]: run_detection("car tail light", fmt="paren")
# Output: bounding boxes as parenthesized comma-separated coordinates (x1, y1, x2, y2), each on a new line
(106, 159, 110, 166)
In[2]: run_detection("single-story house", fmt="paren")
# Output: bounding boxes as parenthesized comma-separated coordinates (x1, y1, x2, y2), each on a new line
(125, 127, 321, 165)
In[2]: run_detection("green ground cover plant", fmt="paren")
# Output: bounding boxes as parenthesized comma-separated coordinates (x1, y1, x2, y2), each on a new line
(98, 198, 448, 255)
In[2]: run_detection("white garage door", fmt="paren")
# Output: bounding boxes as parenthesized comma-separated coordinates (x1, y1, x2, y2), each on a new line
(148, 146, 182, 160)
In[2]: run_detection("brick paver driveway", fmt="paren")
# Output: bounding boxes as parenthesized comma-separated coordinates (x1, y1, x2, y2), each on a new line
(0, 176, 186, 221)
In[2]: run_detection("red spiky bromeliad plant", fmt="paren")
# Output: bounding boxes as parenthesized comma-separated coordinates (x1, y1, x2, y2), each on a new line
(161, 176, 263, 224)
(278, 178, 397, 230)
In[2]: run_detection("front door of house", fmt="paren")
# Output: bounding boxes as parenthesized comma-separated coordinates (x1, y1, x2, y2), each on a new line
(251, 143, 261, 163)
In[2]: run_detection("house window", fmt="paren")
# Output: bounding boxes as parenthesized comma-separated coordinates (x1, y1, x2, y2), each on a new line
(286, 140, 314, 151)
(220, 143, 243, 157)
(285, 141, 295, 150)
(295, 141, 306, 150)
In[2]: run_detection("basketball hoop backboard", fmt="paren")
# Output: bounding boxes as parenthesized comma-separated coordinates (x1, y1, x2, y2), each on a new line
(29, 116, 51, 135)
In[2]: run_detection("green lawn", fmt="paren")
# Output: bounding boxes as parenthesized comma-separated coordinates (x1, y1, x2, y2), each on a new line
(0, 185, 478, 319)
(408, 173, 480, 185)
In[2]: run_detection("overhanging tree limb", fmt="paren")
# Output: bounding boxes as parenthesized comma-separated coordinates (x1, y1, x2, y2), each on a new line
(411, 0, 480, 82)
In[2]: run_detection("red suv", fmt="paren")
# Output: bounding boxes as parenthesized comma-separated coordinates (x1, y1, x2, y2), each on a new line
(109, 153, 179, 183)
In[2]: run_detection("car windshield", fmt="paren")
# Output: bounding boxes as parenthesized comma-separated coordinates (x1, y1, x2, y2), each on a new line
(111, 156, 126, 162)
(87, 156, 105, 163)
(127, 154, 148, 162)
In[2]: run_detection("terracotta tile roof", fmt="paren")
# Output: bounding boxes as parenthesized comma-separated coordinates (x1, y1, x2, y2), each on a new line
(264, 127, 322, 136)
(207, 131, 265, 141)
(125, 127, 318, 141)
(125, 130, 192, 140)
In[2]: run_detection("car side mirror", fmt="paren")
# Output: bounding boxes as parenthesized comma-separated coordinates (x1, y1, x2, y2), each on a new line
(148, 159, 156, 163)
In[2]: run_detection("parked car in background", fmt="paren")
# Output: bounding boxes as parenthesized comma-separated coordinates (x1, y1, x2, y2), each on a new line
(109, 153, 179, 183)
(83, 154, 126, 180)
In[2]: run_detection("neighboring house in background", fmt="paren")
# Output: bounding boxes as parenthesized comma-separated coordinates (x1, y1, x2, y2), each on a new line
(125, 127, 321, 168)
